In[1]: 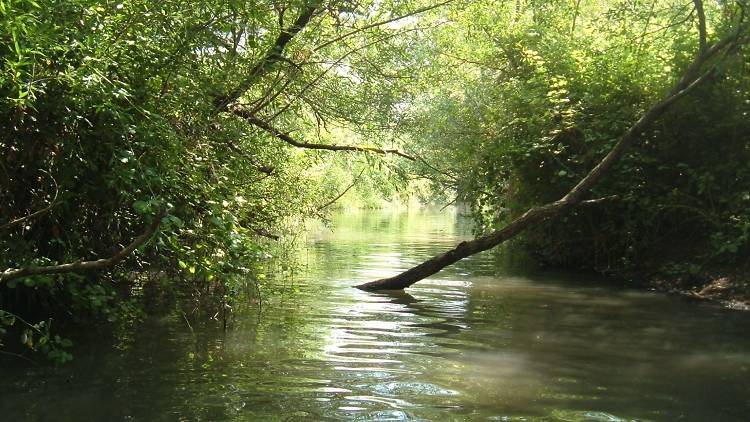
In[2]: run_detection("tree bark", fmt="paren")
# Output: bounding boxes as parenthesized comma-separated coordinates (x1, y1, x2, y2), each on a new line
(356, 19, 741, 291)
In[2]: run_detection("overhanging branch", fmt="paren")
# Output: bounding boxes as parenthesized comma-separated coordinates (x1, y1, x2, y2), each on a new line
(268, 25, 433, 123)
(224, 140, 275, 175)
(694, 0, 707, 53)
(0, 209, 168, 284)
(233, 109, 416, 160)
(319, 168, 367, 211)
(313, 0, 454, 52)
(214, 2, 321, 113)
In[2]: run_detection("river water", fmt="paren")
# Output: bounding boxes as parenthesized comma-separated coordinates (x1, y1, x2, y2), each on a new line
(1, 209, 749, 421)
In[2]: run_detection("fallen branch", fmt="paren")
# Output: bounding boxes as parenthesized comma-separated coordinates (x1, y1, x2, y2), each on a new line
(357, 16, 741, 291)
(0, 209, 168, 284)
(233, 109, 416, 160)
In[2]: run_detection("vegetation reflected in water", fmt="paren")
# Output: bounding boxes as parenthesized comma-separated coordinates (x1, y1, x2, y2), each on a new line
(1, 209, 749, 421)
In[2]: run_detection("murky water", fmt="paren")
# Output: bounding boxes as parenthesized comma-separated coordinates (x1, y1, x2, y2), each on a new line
(1, 209, 749, 421)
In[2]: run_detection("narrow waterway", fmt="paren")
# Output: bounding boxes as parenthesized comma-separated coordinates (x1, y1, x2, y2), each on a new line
(1, 209, 749, 421)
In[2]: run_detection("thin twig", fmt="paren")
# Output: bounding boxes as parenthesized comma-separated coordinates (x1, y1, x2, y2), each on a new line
(318, 168, 367, 210)
(0, 172, 59, 231)
(0, 350, 38, 365)
(313, 0, 454, 52)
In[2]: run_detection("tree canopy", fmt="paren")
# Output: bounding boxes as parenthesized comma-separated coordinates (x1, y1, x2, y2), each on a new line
(1, 0, 748, 360)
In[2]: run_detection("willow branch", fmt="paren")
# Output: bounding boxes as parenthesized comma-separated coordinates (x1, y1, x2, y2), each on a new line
(268, 26, 428, 123)
(241, 69, 288, 114)
(0, 210, 168, 284)
(214, 2, 320, 113)
(313, 0, 453, 52)
(417, 156, 459, 182)
(319, 168, 366, 211)
(233, 109, 416, 160)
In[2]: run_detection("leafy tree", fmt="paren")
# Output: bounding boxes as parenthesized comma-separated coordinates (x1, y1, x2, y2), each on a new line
(360, 0, 750, 290)
(0, 0, 439, 360)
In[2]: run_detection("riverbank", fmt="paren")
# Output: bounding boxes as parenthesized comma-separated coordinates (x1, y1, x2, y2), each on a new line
(643, 264, 750, 311)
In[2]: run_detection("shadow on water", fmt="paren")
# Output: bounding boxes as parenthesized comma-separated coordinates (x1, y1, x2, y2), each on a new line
(1, 207, 749, 421)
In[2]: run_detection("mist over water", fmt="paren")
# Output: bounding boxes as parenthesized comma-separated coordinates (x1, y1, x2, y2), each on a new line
(2, 208, 749, 421)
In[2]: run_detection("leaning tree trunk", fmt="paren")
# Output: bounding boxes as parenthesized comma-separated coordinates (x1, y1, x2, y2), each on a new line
(356, 18, 743, 291)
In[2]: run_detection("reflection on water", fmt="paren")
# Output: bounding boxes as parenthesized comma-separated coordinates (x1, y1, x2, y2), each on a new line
(1, 208, 749, 421)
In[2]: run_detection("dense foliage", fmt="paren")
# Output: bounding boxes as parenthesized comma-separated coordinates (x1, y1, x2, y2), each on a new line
(405, 1, 749, 283)
(0, 0, 423, 360)
(1, 0, 748, 360)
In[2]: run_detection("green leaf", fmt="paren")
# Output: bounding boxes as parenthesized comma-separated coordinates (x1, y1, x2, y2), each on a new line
(0, 313, 16, 327)
(133, 200, 148, 213)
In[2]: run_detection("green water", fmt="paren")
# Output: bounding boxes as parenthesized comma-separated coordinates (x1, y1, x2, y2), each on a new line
(1, 209, 749, 421)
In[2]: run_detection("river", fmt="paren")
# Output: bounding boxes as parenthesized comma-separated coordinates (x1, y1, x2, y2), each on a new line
(1, 208, 749, 421)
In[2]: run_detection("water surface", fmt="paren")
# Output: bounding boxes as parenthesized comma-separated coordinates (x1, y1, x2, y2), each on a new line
(1, 209, 749, 421)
